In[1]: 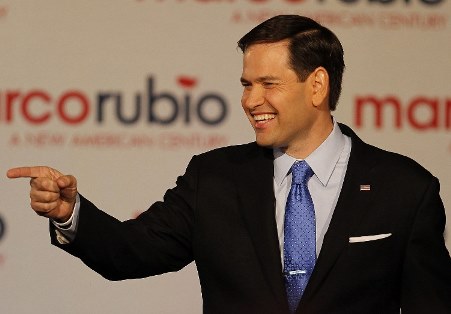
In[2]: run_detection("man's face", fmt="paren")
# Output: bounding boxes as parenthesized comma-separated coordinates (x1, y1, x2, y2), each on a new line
(240, 41, 318, 156)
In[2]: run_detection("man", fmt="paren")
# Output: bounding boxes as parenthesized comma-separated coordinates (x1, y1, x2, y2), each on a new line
(7, 15, 451, 314)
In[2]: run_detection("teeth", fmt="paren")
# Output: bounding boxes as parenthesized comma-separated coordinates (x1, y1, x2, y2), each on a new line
(253, 114, 275, 121)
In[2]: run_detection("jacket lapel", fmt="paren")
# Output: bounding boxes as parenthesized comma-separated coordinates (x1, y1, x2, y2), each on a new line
(234, 144, 289, 312)
(300, 124, 378, 302)
(234, 125, 378, 312)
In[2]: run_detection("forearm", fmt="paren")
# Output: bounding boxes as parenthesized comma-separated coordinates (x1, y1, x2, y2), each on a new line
(50, 193, 194, 281)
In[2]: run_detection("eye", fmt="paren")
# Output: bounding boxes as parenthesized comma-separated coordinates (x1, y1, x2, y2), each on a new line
(262, 82, 276, 88)
(241, 81, 252, 90)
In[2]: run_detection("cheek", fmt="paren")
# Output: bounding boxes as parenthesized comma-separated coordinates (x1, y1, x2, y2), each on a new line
(265, 90, 283, 108)
(240, 92, 248, 108)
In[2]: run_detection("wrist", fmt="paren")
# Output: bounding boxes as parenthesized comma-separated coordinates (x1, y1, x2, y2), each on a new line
(52, 208, 75, 229)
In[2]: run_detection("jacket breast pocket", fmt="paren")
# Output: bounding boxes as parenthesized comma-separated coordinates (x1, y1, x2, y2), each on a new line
(344, 233, 399, 276)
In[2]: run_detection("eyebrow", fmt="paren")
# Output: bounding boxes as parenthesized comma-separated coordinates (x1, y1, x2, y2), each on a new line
(240, 75, 280, 84)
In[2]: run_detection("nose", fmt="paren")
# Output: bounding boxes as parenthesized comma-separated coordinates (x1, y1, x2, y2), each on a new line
(242, 86, 265, 110)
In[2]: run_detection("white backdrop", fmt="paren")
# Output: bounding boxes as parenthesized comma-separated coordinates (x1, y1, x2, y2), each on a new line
(1, 1, 449, 313)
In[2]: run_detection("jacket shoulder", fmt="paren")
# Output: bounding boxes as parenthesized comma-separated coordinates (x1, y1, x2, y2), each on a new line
(340, 123, 435, 183)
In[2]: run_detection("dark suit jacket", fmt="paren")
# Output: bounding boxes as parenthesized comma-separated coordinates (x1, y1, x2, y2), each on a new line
(52, 124, 451, 314)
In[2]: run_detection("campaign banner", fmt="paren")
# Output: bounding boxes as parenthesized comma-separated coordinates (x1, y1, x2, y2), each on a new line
(0, 1, 449, 313)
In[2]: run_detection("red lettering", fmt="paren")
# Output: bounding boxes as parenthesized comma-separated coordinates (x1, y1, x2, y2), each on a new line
(21, 90, 51, 124)
(355, 95, 450, 130)
(446, 99, 451, 128)
(57, 91, 90, 124)
(407, 97, 438, 130)
(355, 95, 402, 129)
(5, 91, 20, 122)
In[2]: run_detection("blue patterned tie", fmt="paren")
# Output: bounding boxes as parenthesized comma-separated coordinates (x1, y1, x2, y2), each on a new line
(283, 160, 316, 314)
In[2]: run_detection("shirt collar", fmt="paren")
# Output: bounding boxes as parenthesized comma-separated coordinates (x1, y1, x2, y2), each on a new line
(273, 119, 346, 187)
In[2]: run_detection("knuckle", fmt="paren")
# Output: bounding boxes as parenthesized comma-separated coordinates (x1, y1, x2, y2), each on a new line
(43, 191, 56, 202)
(30, 190, 57, 203)
(41, 179, 56, 191)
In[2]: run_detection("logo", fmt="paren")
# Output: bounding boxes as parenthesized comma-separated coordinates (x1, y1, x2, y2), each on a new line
(354, 95, 451, 130)
(168, 0, 449, 28)
(0, 75, 229, 127)
(2, 75, 230, 150)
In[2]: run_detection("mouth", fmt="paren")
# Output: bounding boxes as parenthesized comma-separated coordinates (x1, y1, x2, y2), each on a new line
(252, 113, 276, 128)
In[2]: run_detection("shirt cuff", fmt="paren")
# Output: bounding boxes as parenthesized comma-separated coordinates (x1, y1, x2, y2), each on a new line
(51, 194, 80, 243)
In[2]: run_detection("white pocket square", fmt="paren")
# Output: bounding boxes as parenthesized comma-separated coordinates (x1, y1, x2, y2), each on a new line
(349, 233, 392, 243)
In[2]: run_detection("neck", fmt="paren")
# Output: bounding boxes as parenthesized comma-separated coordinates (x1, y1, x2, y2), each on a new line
(283, 115, 334, 159)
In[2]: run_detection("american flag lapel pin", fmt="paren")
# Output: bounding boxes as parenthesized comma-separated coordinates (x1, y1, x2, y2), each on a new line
(360, 184, 371, 191)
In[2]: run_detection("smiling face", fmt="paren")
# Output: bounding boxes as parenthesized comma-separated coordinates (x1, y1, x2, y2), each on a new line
(240, 41, 332, 158)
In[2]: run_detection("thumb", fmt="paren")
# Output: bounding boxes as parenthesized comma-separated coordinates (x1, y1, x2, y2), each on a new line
(57, 175, 78, 200)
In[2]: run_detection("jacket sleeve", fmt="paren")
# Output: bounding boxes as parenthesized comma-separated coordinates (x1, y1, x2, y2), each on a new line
(50, 156, 199, 281)
(401, 176, 451, 313)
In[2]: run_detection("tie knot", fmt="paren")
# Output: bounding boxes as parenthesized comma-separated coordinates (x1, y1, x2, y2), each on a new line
(291, 160, 313, 185)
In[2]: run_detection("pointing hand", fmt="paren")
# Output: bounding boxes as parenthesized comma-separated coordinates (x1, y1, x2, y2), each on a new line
(7, 166, 78, 223)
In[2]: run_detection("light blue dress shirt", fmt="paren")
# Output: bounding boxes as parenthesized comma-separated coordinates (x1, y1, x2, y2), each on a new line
(273, 120, 351, 262)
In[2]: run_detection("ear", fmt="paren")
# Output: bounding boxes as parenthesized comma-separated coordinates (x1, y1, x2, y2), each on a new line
(311, 67, 329, 108)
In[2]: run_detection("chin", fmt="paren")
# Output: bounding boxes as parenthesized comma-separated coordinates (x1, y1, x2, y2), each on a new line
(255, 138, 275, 148)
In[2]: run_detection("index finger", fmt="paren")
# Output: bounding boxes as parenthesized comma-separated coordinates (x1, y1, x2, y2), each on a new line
(6, 166, 61, 179)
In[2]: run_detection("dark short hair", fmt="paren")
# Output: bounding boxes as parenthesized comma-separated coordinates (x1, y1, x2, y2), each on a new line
(238, 15, 345, 111)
